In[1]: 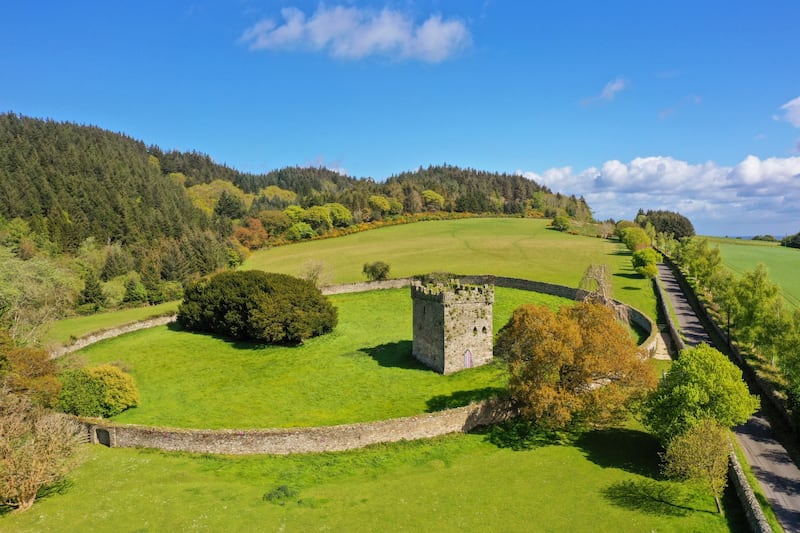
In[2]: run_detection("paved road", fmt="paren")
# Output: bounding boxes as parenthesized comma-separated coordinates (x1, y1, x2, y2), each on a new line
(657, 263, 800, 532)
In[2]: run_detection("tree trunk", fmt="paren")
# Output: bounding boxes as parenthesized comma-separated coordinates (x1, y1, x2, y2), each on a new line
(12, 496, 36, 513)
(713, 493, 722, 514)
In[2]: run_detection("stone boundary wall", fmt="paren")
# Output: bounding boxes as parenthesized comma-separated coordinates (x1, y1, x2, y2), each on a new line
(81, 399, 515, 455)
(658, 254, 793, 433)
(655, 257, 773, 532)
(51, 315, 177, 358)
(62, 275, 656, 456)
(320, 279, 413, 295)
(729, 446, 773, 533)
(653, 276, 686, 353)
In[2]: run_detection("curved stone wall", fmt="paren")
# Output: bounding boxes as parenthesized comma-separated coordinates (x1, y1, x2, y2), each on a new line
(65, 275, 657, 455)
(82, 398, 515, 455)
(51, 315, 177, 358)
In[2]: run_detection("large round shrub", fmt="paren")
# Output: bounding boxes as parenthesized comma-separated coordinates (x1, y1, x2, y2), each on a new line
(177, 271, 338, 344)
(58, 364, 139, 418)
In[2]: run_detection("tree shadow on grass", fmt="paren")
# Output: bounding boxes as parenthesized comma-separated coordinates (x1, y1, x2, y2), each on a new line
(575, 428, 663, 478)
(362, 341, 428, 370)
(0, 478, 75, 516)
(166, 322, 285, 351)
(481, 418, 573, 451)
(602, 479, 702, 517)
(426, 387, 506, 412)
(613, 272, 643, 280)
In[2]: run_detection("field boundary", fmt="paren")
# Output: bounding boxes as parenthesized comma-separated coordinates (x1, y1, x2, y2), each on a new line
(54, 276, 658, 358)
(80, 398, 515, 455)
(63, 276, 658, 455)
(656, 259, 774, 533)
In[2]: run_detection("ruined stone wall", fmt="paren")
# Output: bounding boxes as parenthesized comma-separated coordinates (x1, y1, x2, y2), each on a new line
(81, 398, 515, 455)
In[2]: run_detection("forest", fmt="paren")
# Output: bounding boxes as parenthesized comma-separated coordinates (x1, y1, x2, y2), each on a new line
(0, 113, 592, 341)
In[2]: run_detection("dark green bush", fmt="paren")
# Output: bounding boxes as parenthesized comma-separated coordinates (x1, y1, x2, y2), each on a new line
(57, 369, 105, 417)
(362, 261, 390, 281)
(177, 271, 337, 344)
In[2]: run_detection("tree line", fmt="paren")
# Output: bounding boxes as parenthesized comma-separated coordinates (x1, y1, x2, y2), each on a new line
(0, 113, 594, 339)
(658, 233, 800, 430)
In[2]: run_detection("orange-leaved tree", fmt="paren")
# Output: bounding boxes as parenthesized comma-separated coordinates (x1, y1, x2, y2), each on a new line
(495, 302, 655, 431)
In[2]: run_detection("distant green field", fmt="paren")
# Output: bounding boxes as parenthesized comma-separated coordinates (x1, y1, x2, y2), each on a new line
(0, 430, 741, 532)
(244, 218, 656, 320)
(706, 236, 800, 309)
(43, 219, 654, 349)
(73, 288, 568, 429)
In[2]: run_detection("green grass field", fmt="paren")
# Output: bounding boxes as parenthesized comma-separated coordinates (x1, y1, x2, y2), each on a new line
(705, 236, 800, 309)
(71, 288, 570, 428)
(40, 301, 180, 347)
(2, 220, 748, 531)
(0, 429, 744, 532)
(243, 218, 657, 321)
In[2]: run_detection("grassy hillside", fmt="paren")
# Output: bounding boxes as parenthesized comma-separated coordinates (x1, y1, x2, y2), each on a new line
(706, 236, 800, 309)
(244, 218, 656, 320)
(0, 431, 741, 532)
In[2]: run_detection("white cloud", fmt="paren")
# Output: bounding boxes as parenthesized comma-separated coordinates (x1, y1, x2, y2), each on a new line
(780, 96, 800, 127)
(239, 5, 471, 63)
(582, 77, 628, 105)
(519, 155, 800, 235)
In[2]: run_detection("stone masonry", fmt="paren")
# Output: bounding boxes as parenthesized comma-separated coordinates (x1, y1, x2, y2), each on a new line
(411, 281, 494, 374)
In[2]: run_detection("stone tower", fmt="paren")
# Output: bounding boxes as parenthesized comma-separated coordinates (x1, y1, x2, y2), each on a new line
(410, 280, 494, 374)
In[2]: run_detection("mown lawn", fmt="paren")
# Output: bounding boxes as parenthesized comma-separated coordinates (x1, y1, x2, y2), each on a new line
(706, 236, 800, 309)
(70, 288, 569, 429)
(243, 218, 657, 321)
(0, 428, 745, 532)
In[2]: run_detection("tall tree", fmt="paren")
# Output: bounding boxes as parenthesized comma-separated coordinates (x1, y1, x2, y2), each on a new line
(495, 302, 655, 431)
(644, 344, 759, 443)
(79, 268, 104, 308)
(731, 264, 781, 348)
(677, 238, 722, 288)
(663, 419, 730, 514)
(640, 209, 695, 239)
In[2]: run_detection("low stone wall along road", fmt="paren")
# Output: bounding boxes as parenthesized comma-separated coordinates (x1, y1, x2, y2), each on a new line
(658, 262, 800, 532)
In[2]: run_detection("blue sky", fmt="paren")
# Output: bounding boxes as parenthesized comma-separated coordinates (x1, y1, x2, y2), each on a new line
(2, 1, 799, 236)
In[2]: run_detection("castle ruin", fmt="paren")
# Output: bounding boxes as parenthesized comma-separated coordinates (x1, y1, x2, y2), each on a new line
(411, 280, 494, 374)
